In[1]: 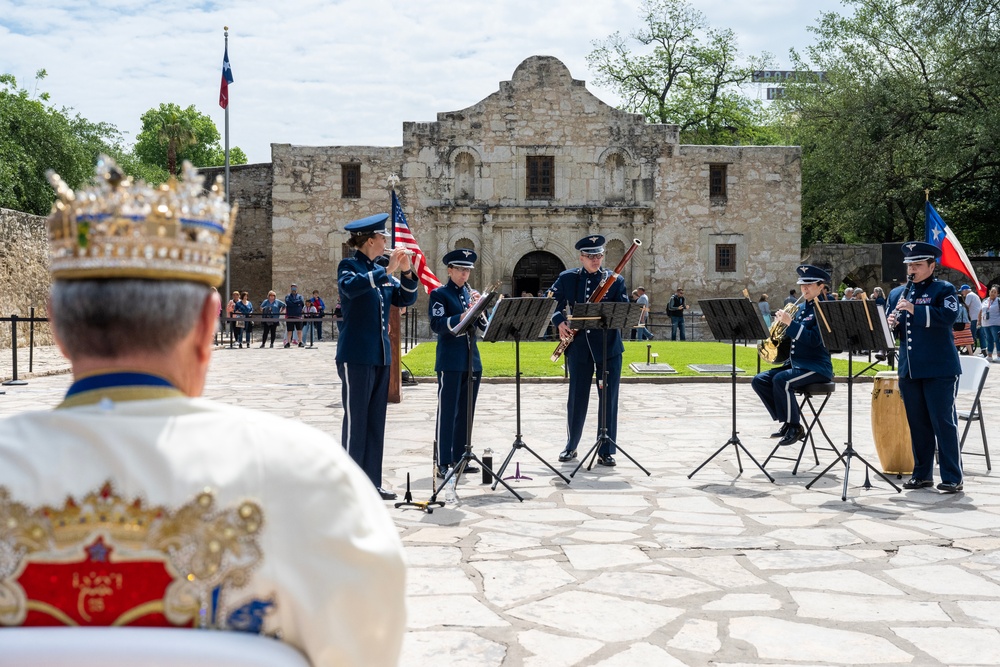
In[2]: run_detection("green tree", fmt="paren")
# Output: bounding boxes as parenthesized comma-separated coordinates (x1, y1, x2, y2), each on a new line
(781, 0, 1000, 250)
(134, 103, 247, 175)
(0, 71, 125, 215)
(587, 0, 776, 144)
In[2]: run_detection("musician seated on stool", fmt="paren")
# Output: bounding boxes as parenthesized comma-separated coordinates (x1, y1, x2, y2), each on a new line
(886, 241, 964, 493)
(0, 158, 406, 666)
(429, 248, 485, 479)
(548, 235, 629, 466)
(752, 264, 834, 447)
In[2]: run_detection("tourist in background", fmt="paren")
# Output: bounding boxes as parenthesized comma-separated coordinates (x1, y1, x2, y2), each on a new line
(981, 285, 1000, 361)
(960, 285, 981, 353)
(667, 287, 689, 340)
(259, 290, 284, 348)
(758, 294, 771, 327)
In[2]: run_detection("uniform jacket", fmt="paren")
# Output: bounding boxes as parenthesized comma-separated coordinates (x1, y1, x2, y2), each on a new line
(0, 379, 405, 667)
(887, 277, 961, 379)
(336, 251, 418, 366)
(429, 279, 484, 373)
(785, 298, 834, 379)
(548, 267, 628, 362)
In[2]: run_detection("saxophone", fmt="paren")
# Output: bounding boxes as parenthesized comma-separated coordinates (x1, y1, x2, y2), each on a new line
(757, 295, 804, 364)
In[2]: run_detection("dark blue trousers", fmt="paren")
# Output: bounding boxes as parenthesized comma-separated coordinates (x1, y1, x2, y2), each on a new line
(337, 362, 389, 488)
(565, 352, 622, 456)
(435, 371, 482, 469)
(899, 375, 962, 484)
(752, 367, 829, 425)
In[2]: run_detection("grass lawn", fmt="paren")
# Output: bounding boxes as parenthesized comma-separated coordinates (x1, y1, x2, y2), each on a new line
(401, 340, 888, 378)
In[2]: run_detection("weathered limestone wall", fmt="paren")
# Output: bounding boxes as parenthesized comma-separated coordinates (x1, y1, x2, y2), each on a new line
(200, 163, 274, 302)
(0, 209, 53, 348)
(657, 146, 802, 307)
(271, 144, 402, 302)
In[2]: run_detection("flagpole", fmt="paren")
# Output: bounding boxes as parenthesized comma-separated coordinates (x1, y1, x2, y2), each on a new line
(224, 25, 231, 301)
(388, 173, 399, 249)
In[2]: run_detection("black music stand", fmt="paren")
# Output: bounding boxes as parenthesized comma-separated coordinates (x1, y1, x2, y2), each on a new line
(567, 301, 651, 478)
(805, 299, 901, 500)
(428, 290, 525, 505)
(689, 298, 775, 482)
(482, 297, 569, 487)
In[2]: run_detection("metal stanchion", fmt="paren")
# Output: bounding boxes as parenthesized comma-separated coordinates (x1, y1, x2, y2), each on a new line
(4, 315, 27, 386)
(29, 306, 35, 373)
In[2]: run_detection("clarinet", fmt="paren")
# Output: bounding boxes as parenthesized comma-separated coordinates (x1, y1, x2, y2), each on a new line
(893, 275, 915, 324)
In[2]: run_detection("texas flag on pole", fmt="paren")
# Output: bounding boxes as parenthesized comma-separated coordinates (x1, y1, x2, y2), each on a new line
(219, 46, 234, 109)
(925, 200, 987, 298)
(391, 190, 442, 293)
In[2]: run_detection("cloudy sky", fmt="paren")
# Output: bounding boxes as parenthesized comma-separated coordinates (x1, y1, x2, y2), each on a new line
(2, 0, 845, 164)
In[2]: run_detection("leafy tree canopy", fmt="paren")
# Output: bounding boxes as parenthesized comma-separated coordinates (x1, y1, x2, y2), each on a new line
(134, 103, 247, 175)
(0, 70, 127, 215)
(780, 0, 1000, 251)
(587, 0, 777, 145)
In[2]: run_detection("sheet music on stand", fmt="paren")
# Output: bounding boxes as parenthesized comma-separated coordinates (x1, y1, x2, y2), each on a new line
(483, 297, 556, 343)
(452, 290, 499, 337)
(815, 299, 893, 354)
(699, 298, 769, 342)
(569, 301, 644, 333)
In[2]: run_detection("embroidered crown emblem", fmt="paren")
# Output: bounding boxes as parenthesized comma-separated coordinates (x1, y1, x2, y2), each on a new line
(46, 155, 236, 285)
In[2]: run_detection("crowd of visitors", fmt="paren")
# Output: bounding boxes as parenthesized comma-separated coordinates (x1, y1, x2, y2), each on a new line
(222, 284, 329, 348)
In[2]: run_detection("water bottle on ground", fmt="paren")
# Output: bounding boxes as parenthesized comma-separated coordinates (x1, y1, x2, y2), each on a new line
(444, 466, 458, 504)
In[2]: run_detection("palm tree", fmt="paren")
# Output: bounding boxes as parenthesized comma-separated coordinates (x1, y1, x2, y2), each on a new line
(153, 105, 197, 175)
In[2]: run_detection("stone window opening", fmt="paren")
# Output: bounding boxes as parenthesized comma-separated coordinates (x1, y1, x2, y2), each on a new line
(454, 153, 476, 201)
(341, 163, 361, 199)
(604, 153, 627, 203)
(709, 164, 727, 200)
(715, 244, 736, 272)
(526, 156, 554, 200)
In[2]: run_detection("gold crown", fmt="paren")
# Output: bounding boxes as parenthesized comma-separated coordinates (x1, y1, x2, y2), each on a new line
(46, 155, 237, 285)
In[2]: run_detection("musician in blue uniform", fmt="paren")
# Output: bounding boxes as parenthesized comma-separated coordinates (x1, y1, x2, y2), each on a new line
(751, 265, 834, 447)
(886, 241, 963, 493)
(336, 213, 419, 500)
(429, 248, 486, 478)
(548, 235, 629, 466)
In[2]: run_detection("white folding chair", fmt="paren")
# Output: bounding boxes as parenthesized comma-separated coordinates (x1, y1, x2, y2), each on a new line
(0, 627, 311, 667)
(958, 355, 991, 471)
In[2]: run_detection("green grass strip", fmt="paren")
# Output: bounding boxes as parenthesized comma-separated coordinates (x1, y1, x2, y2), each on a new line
(402, 340, 889, 378)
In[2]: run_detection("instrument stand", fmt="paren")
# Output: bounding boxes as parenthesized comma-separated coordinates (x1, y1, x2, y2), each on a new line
(804, 299, 901, 500)
(483, 298, 569, 488)
(394, 472, 444, 513)
(689, 298, 774, 482)
(565, 301, 650, 478)
(429, 292, 524, 505)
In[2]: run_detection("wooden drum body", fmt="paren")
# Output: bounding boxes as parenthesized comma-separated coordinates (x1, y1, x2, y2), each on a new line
(870, 371, 914, 475)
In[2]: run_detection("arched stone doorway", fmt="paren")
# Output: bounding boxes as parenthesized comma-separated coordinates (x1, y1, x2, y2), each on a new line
(512, 251, 566, 297)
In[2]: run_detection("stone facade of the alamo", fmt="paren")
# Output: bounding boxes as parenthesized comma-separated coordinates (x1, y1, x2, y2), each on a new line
(209, 55, 803, 330)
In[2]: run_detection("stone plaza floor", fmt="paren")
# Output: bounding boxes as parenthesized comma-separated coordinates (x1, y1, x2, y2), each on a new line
(1, 341, 999, 666)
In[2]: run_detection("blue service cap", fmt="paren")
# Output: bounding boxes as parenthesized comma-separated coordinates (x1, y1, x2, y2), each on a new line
(960, 284, 971, 291)
(575, 235, 606, 255)
(796, 264, 831, 285)
(443, 248, 477, 268)
(344, 213, 390, 236)
(901, 240, 941, 263)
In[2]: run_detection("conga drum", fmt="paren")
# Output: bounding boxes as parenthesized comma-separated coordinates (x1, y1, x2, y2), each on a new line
(870, 371, 914, 475)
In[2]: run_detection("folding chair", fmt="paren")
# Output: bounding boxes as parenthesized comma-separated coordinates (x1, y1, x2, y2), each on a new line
(958, 355, 991, 471)
(763, 382, 841, 475)
(1, 627, 311, 667)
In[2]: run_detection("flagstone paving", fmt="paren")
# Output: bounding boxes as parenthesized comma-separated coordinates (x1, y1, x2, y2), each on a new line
(2, 342, 999, 666)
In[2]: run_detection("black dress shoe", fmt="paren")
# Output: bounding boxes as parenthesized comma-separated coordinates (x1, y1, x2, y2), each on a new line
(776, 425, 804, 447)
(770, 423, 790, 438)
(902, 478, 934, 489)
(462, 464, 480, 474)
(377, 487, 397, 500)
(436, 467, 447, 479)
(558, 449, 578, 462)
(937, 481, 964, 493)
(597, 455, 617, 467)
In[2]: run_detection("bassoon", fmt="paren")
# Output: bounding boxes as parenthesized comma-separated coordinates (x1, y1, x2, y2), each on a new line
(550, 239, 642, 362)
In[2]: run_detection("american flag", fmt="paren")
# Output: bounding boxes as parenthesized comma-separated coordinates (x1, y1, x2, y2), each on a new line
(392, 190, 442, 293)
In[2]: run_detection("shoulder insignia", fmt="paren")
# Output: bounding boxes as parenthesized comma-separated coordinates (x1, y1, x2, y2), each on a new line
(432, 302, 445, 317)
